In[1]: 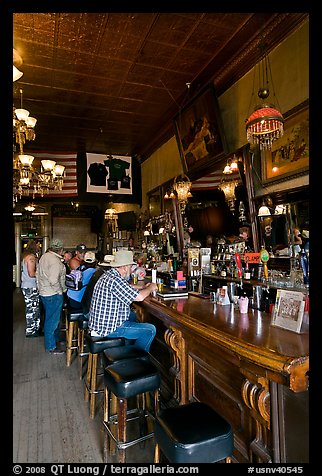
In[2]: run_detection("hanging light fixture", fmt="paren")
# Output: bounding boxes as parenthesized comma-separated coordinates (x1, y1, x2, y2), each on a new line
(13, 65, 23, 82)
(172, 174, 192, 214)
(13, 48, 23, 82)
(258, 200, 271, 217)
(246, 42, 284, 150)
(104, 207, 118, 220)
(218, 160, 239, 211)
(219, 179, 238, 211)
(13, 89, 65, 202)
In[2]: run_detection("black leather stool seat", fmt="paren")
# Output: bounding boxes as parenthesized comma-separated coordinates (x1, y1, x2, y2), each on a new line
(102, 346, 149, 367)
(66, 310, 84, 322)
(85, 334, 125, 354)
(154, 402, 233, 463)
(104, 358, 161, 399)
(78, 318, 89, 330)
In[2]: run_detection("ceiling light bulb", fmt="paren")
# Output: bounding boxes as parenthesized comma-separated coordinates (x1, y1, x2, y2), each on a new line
(41, 159, 56, 171)
(53, 164, 65, 176)
(258, 204, 271, 217)
(26, 117, 37, 128)
(15, 108, 30, 121)
(18, 154, 34, 166)
(13, 65, 23, 82)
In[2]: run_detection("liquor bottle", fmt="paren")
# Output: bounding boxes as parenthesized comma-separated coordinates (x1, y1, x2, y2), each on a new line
(211, 260, 215, 274)
(299, 248, 309, 285)
(220, 262, 227, 277)
(244, 257, 251, 280)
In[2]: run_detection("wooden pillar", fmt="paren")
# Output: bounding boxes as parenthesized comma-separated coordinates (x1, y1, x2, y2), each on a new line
(172, 198, 184, 260)
(243, 145, 260, 252)
(41, 213, 50, 253)
(15, 221, 22, 287)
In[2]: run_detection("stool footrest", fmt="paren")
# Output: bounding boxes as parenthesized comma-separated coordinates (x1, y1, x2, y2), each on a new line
(102, 420, 154, 451)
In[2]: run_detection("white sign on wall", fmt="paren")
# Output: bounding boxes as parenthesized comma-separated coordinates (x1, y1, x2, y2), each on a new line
(86, 153, 132, 195)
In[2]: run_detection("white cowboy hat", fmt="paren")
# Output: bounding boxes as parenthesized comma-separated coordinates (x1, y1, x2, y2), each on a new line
(98, 254, 115, 267)
(110, 250, 136, 267)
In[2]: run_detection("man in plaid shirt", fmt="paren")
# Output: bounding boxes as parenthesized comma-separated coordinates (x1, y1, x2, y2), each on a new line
(89, 250, 157, 351)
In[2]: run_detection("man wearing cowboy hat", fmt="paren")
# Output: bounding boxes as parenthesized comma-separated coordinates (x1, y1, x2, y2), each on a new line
(89, 250, 157, 352)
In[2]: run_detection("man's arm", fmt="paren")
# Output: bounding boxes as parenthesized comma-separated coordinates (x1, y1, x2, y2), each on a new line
(133, 282, 157, 302)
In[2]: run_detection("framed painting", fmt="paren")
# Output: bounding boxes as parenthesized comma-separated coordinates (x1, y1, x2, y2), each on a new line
(261, 101, 309, 184)
(173, 84, 228, 178)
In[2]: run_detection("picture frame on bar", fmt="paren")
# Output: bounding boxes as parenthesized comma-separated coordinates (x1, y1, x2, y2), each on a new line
(261, 101, 309, 184)
(271, 289, 306, 334)
(173, 84, 228, 178)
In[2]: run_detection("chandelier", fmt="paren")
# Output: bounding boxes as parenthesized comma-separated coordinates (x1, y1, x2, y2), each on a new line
(104, 207, 118, 220)
(165, 174, 192, 214)
(246, 44, 284, 150)
(218, 159, 239, 211)
(13, 89, 65, 201)
(104, 205, 118, 234)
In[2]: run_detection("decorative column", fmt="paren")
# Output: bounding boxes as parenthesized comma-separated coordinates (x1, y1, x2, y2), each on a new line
(15, 221, 22, 287)
(164, 327, 187, 404)
(41, 212, 50, 254)
(242, 377, 271, 463)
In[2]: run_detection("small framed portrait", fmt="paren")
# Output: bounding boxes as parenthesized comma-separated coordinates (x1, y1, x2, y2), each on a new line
(173, 84, 228, 179)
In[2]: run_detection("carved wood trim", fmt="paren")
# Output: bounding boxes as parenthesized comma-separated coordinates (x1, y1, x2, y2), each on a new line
(242, 377, 272, 463)
(286, 357, 309, 393)
(164, 327, 187, 404)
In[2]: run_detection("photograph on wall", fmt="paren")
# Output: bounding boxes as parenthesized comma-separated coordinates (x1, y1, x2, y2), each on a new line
(86, 153, 132, 195)
(271, 289, 306, 333)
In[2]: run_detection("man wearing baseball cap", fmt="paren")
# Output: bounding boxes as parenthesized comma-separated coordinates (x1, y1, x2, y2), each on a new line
(69, 243, 87, 270)
(89, 250, 157, 352)
(67, 251, 97, 311)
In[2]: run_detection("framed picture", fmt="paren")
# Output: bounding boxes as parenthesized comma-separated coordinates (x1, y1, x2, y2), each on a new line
(271, 289, 306, 333)
(173, 84, 227, 178)
(261, 101, 309, 184)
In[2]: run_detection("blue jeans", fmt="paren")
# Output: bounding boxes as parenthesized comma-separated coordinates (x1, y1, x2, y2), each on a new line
(107, 321, 156, 352)
(40, 294, 64, 351)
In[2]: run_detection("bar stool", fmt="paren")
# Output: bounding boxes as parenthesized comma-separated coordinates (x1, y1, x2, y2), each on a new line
(61, 298, 68, 336)
(66, 308, 84, 367)
(84, 335, 126, 419)
(102, 346, 149, 367)
(77, 316, 89, 380)
(103, 357, 161, 463)
(154, 401, 234, 463)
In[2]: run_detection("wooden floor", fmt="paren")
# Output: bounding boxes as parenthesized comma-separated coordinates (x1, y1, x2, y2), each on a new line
(13, 288, 155, 464)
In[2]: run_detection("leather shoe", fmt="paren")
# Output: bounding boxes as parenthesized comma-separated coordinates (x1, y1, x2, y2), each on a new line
(47, 348, 65, 355)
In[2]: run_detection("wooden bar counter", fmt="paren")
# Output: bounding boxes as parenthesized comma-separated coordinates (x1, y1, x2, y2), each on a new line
(134, 294, 309, 463)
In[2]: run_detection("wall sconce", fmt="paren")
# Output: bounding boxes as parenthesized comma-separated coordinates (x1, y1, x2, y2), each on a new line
(274, 204, 286, 215)
(258, 200, 271, 217)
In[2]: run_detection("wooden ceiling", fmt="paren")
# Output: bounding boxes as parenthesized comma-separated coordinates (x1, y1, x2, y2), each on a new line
(13, 12, 307, 163)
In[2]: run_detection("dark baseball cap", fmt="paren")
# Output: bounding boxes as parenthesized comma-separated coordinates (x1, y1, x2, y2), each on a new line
(76, 243, 87, 252)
